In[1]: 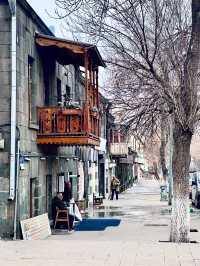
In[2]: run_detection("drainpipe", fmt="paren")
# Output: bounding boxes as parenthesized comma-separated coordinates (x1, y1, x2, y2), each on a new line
(8, 0, 17, 200)
(13, 139, 20, 240)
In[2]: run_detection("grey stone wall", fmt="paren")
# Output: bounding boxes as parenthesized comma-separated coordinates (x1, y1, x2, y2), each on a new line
(15, 3, 54, 234)
(15, 2, 88, 235)
(0, 0, 55, 238)
(0, 0, 101, 238)
(0, 0, 13, 238)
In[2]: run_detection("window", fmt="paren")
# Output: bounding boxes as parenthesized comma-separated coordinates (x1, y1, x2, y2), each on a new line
(28, 56, 37, 124)
(57, 78, 62, 103)
(30, 177, 39, 218)
(44, 68, 50, 105)
(114, 131, 119, 143)
(65, 85, 71, 100)
(46, 175, 52, 218)
(57, 173, 65, 193)
(64, 85, 71, 106)
(120, 133, 125, 143)
(110, 129, 113, 143)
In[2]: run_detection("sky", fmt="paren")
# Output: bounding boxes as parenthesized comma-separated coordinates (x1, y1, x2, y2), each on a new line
(26, 0, 64, 37)
(26, 0, 108, 89)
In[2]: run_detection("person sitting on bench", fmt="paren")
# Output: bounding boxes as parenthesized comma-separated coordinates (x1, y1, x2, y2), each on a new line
(52, 192, 74, 229)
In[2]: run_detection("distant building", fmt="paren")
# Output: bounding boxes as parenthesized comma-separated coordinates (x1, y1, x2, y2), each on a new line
(109, 124, 139, 190)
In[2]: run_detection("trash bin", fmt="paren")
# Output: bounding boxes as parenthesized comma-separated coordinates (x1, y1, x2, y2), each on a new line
(160, 185, 168, 201)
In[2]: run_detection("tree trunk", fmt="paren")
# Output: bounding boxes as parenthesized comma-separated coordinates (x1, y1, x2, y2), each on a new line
(170, 0, 200, 243)
(168, 121, 173, 206)
(160, 114, 168, 183)
(170, 123, 192, 243)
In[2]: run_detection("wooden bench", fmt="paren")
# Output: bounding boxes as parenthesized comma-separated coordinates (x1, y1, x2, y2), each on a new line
(54, 208, 70, 230)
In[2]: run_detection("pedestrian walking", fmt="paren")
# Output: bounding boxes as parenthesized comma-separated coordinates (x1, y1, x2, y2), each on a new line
(110, 176, 120, 200)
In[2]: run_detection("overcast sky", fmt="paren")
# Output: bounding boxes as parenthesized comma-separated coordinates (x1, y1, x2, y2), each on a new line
(26, 0, 64, 37)
(26, 0, 108, 88)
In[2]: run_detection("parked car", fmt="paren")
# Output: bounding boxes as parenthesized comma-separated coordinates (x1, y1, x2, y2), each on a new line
(189, 173, 195, 199)
(191, 172, 200, 208)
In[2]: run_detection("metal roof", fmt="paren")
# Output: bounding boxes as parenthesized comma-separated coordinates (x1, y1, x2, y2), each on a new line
(35, 33, 106, 68)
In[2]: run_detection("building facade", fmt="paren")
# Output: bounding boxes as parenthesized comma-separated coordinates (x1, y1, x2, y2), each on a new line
(97, 94, 116, 199)
(0, 0, 106, 238)
(109, 124, 139, 191)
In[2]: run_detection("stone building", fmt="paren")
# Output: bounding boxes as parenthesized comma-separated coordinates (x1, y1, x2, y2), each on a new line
(0, 0, 106, 238)
(97, 94, 116, 199)
(109, 124, 138, 191)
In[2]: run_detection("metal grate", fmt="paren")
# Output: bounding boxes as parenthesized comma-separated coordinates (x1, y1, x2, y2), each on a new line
(144, 223, 168, 227)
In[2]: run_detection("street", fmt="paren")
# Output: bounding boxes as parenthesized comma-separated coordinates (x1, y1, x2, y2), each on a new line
(1, 179, 200, 266)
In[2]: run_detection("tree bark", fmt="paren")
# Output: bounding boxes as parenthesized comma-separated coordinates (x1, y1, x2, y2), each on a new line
(168, 120, 173, 206)
(170, 0, 200, 243)
(170, 123, 192, 243)
(160, 114, 168, 183)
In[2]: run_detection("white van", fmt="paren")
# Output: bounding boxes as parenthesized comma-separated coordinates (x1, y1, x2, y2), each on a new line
(191, 171, 200, 208)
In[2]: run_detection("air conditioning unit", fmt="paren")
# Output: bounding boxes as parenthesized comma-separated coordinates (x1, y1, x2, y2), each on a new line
(65, 101, 80, 108)
(71, 101, 80, 106)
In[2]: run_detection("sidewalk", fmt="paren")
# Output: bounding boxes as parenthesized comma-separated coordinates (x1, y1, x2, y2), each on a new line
(1, 179, 200, 266)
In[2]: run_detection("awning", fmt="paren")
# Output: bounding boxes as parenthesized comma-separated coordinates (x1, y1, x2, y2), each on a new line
(35, 33, 106, 67)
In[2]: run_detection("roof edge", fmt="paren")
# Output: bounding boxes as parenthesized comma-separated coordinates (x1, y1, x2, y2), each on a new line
(17, 0, 54, 36)
(35, 32, 106, 68)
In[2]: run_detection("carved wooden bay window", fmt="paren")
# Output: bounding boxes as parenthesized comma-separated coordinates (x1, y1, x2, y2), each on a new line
(35, 33, 105, 146)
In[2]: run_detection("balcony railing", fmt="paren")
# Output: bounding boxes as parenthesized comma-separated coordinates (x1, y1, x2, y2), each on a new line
(110, 143, 129, 156)
(38, 107, 82, 134)
(37, 107, 100, 146)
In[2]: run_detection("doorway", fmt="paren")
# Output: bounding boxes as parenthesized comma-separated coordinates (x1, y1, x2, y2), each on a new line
(30, 177, 39, 218)
(46, 175, 52, 219)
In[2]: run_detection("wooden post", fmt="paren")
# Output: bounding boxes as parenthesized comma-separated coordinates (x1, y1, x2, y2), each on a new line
(95, 67, 100, 137)
(84, 51, 88, 101)
(89, 59, 93, 105)
(93, 69, 96, 106)
(96, 68, 99, 108)
(84, 50, 89, 133)
(89, 59, 92, 90)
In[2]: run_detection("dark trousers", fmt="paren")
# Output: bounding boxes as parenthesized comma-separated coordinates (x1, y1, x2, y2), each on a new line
(111, 189, 118, 200)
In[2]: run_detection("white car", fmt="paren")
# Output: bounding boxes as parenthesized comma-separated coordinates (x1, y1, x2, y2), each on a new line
(191, 172, 200, 208)
(189, 173, 195, 199)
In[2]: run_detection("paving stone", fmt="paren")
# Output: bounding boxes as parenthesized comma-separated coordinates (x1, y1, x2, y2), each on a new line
(1, 179, 200, 266)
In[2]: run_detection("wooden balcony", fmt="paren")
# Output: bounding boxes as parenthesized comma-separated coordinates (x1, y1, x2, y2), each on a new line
(35, 34, 104, 147)
(110, 143, 129, 156)
(37, 107, 100, 146)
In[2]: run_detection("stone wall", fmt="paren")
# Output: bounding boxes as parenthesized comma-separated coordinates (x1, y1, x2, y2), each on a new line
(0, 0, 101, 238)
(16, 2, 52, 226)
(0, 0, 13, 238)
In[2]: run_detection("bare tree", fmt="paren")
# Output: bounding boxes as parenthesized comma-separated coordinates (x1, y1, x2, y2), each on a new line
(107, 67, 169, 185)
(160, 111, 168, 182)
(55, 0, 200, 243)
